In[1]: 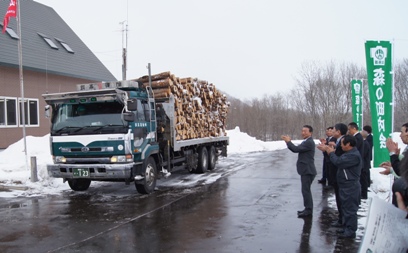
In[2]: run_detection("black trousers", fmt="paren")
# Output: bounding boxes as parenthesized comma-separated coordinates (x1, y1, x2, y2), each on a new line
(360, 168, 369, 199)
(327, 164, 337, 187)
(301, 174, 316, 211)
(333, 182, 342, 223)
(339, 181, 361, 234)
(322, 157, 328, 180)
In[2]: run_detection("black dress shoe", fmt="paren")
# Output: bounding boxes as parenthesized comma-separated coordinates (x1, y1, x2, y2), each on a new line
(318, 179, 326, 184)
(297, 209, 306, 214)
(297, 211, 312, 217)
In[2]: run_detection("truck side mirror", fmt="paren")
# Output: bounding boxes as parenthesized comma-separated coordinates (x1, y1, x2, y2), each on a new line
(127, 99, 137, 111)
(123, 112, 135, 122)
(45, 105, 51, 118)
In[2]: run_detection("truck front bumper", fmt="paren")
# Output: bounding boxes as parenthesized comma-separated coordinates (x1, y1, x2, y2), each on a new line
(47, 163, 135, 179)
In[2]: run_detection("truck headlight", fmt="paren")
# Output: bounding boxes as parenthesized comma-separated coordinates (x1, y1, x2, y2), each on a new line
(110, 154, 133, 163)
(54, 156, 66, 163)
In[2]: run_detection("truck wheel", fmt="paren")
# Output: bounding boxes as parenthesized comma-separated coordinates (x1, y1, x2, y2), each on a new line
(68, 179, 91, 191)
(135, 157, 157, 194)
(196, 146, 208, 173)
(208, 146, 217, 170)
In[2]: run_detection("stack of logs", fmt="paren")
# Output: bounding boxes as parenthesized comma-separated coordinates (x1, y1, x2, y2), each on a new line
(135, 72, 229, 141)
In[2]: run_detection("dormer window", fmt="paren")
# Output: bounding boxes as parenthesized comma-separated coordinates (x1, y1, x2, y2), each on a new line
(5, 27, 19, 39)
(37, 33, 58, 49)
(55, 37, 74, 53)
(0, 23, 19, 39)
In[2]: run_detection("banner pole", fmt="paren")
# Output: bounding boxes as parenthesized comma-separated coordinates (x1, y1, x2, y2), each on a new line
(391, 39, 395, 134)
(361, 78, 364, 127)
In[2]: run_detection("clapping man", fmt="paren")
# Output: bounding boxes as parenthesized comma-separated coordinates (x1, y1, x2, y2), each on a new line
(318, 127, 336, 186)
(325, 135, 362, 239)
(282, 125, 317, 218)
(317, 123, 347, 228)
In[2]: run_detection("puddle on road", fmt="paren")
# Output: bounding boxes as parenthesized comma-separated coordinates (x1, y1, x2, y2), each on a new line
(0, 231, 25, 243)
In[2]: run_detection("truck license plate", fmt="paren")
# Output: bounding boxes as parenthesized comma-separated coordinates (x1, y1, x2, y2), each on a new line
(73, 168, 90, 178)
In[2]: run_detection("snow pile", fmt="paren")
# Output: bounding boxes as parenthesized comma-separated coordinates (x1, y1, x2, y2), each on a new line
(0, 134, 52, 182)
(226, 126, 287, 153)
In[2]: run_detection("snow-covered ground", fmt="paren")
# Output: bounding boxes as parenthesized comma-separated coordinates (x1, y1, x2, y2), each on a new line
(0, 127, 402, 239)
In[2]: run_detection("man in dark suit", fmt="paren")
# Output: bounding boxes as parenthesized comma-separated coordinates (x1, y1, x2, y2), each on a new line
(348, 122, 365, 203)
(363, 125, 373, 150)
(317, 123, 348, 227)
(282, 125, 317, 218)
(360, 132, 372, 199)
(318, 126, 336, 186)
(348, 122, 364, 157)
(363, 125, 373, 187)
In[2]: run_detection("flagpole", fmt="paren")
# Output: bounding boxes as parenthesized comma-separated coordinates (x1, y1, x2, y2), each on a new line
(16, 0, 28, 168)
(391, 39, 395, 135)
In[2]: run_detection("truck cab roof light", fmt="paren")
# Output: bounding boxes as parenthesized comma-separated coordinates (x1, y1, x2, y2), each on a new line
(76, 80, 141, 91)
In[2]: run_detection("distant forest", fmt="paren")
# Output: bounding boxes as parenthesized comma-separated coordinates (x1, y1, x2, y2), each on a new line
(225, 60, 408, 140)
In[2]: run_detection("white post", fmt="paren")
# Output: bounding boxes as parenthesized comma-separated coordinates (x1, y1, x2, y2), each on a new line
(30, 156, 38, 182)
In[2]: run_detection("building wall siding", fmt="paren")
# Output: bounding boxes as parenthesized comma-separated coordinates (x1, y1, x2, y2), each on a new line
(0, 66, 97, 148)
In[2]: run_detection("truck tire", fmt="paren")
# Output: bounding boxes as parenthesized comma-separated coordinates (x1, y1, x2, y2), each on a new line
(196, 146, 208, 173)
(67, 179, 91, 191)
(135, 157, 157, 194)
(208, 146, 217, 170)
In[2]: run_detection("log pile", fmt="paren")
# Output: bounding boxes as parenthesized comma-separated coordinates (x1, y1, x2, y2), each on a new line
(135, 72, 229, 141)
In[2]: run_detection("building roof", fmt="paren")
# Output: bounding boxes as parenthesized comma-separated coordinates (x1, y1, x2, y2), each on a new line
(0, 0, 117, 82)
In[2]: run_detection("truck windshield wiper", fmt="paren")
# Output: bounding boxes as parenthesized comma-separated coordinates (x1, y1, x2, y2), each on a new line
(54, 126, 81, 134)
(92, 124, 126, 132)
(73, 125, 98, 133)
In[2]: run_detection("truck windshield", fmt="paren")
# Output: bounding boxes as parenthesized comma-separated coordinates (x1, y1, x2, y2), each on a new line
(51, 102, 127, 135)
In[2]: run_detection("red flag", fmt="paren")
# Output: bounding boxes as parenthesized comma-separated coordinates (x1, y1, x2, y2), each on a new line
(2, 0, 17, 34)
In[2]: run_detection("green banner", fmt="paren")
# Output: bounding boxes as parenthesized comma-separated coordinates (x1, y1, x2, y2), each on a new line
(364, 41, 393, 167)
(351, 79, 363, 129)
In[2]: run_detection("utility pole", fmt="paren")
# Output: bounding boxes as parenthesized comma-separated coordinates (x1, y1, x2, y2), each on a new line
(120, 20, 128, 80)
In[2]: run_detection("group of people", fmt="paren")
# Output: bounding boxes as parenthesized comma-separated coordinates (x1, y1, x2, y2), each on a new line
(318, 124, 373, 199)
(281, 122, 408, 240)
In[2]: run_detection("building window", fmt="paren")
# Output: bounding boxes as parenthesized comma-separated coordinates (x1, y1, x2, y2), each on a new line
(55, 38, 74, 53)
(0, 97, 17, 127)
(0, 24, 19, 39)
(38, 33, 59, 50)
(0, 25, 19, 39)
(18, 98, 39, 127)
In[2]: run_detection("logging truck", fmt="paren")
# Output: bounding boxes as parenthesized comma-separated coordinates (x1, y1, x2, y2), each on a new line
(42, 75, 229, 194)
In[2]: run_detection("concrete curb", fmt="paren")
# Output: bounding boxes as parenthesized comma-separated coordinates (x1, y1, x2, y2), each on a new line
(0, 184, 29, 191)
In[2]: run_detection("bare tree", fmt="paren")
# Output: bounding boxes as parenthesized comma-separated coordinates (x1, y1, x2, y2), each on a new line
(393, 59, 408, 130)
(224, 60, 398, 141)
(291, 61, 366, 137)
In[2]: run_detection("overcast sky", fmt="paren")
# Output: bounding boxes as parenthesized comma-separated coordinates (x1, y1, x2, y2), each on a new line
(32, 0, 408, 100)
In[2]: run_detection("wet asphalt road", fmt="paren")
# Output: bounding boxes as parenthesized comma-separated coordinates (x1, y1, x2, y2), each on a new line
(0, 149, 361, 253)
